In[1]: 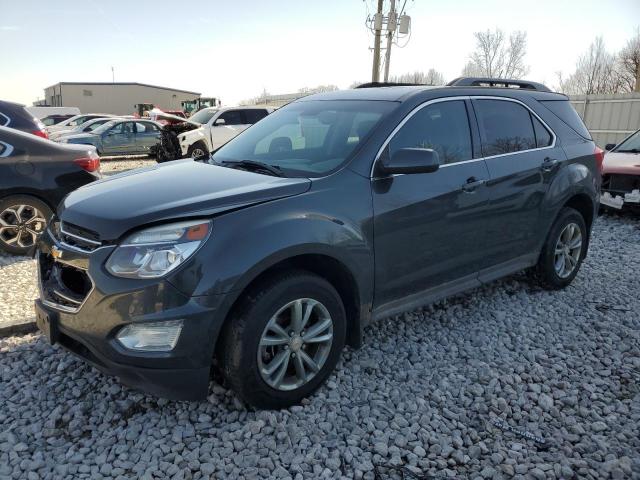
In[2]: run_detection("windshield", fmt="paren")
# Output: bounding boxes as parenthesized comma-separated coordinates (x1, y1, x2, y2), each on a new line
(189, 109, 218, 124)
(615, 130, 640, 152)
(212, 100, 394, 177)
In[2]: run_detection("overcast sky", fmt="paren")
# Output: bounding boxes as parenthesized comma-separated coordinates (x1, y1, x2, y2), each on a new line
(1, 0, 638, 106)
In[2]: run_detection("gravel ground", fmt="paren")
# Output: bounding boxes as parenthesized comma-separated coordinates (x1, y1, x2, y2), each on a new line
(1, 213, 639, 480)
(0, 158, 156, 333)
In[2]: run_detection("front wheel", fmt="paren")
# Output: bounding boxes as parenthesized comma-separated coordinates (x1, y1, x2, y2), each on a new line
(219, 271, 346, 409)
(0, 196, 53, 255)
(533, 207, 587, 289)
(187, 142, 209, 160)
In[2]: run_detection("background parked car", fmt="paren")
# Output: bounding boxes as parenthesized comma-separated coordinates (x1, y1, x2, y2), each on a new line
(41, 114, 76, 127)
(600, 128, 640, 210)
(60, 119, 162, 155)
(0, 100, 48, 138)
(176, 106, 273, 158)
(45, 113, 116, 135)
(49, 117, 120, 142)
(0, 126, 100, 254)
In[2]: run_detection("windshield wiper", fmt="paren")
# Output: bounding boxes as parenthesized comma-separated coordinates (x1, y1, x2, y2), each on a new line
(617, 148, 640, 153)
(218, 159, 285, 177)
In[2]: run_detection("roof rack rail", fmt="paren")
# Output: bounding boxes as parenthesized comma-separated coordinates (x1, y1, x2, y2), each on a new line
(447, 77, 551, 93)
(355, 82, 427, 89)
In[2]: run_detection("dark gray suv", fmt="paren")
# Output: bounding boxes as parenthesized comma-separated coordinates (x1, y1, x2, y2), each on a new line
(35, 78, 601, 409)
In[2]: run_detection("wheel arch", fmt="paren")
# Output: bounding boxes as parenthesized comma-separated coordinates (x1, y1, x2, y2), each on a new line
(215, 252, 365, 355)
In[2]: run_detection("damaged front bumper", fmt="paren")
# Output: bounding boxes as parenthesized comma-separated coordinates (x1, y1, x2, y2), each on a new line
(601, 173, 640, 209)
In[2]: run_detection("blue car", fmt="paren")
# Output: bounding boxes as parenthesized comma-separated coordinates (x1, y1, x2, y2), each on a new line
(61, 119, 161, 156)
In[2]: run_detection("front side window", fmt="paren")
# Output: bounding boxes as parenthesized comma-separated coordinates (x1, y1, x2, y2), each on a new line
(218, 110, 243, 125)
(213, 100, 394, 177)
(389, 100, 473, 165)
(615, 129, 640, 152)
(475, 99, 537, 156)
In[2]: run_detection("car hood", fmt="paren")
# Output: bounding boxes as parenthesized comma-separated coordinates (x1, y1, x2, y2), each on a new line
(58, 159, 311, 240)
(603, 152, 640, 175)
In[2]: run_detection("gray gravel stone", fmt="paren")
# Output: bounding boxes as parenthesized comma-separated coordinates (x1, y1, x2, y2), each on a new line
(1, 214, 639, 479)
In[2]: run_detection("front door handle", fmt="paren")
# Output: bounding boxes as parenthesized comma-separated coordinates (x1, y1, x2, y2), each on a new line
(461, 177, 486, 193)
(541, 157, 559, 172)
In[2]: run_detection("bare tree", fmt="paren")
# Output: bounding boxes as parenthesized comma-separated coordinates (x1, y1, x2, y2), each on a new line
(389, 69, 446, 85)
(617, 30, 640, 92)
(298, 85, 339, 94)
(557, 37, 623, 95)
(464, 29, 529, 79)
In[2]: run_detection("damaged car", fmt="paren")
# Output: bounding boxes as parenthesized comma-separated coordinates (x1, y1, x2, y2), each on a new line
(153, 107, 273, 162)
(600, 128, 640, 210)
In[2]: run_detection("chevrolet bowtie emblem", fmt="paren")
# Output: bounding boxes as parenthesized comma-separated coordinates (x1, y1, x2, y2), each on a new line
(51, 246, 63, 260)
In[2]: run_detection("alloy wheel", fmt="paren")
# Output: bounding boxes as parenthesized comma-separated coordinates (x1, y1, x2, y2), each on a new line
(554, 222, 582, 278)
(0, 204, 46, 249)
(257, 298, 334, 391)
(191, 148, 206, 158)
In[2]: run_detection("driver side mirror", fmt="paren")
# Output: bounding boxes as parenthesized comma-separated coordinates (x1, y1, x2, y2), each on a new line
(214, 118, 226, 126)
(605, 143, 616, 151)
(378, 147, 440, 175)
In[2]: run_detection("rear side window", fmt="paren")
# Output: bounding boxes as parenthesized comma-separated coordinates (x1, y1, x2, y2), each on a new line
(539, 100, 591, 140)
(475, 99, 536, 156)
(389, 100, 473, 165)
(243, 109, 269, 124)
(532, 116, 553, 148)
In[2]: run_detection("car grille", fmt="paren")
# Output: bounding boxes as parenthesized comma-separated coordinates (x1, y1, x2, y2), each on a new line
(602, 174, 640, 195)
(38, 251, 93, 313)
(50, 219, 103, 252)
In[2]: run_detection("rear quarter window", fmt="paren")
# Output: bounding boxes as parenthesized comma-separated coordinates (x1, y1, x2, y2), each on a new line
(539, 100, 591, 140)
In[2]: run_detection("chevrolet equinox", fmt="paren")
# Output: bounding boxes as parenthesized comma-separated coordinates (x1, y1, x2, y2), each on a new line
(35, 78, 601, 409)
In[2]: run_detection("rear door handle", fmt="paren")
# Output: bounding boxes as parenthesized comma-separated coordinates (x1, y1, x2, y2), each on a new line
(461, 177, 486, 193)
(541, 157, 559, 172)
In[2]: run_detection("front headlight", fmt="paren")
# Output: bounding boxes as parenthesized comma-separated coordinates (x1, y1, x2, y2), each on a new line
(105, 220, 211, 278)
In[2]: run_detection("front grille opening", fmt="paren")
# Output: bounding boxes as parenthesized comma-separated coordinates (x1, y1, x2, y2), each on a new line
(58, 265, 91, 298)
(63, 222, 100, 243)
(602, 174, 640, 195)
(39, 252, 92, 311)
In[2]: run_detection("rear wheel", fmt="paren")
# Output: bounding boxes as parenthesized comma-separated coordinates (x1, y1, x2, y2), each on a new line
(219, 271, 346, 409)
(0, 196, 53, 255)
(533, 207, 587, 289)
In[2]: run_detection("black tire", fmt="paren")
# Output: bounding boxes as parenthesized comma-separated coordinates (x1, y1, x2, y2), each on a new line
(533, 207, 587, 290)
(0, 195, 53, 255)
(187, 142, 209, 160)
(219, 270, 346, 409)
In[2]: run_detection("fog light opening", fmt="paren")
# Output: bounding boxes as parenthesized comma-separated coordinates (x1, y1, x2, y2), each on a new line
(116, 320, 183, 352)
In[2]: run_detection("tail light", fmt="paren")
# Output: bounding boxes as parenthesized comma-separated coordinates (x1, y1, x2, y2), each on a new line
(32, 129, 48, 139)
(74, 151, 101, 172)
(594, 146, 605, 174)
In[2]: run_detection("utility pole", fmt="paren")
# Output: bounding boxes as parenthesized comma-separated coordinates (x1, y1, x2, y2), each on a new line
(371, 0, 384, 82)
(383, 0, 396, 82)
(111, 66, 115, 83)
(635, 62, 640, 92)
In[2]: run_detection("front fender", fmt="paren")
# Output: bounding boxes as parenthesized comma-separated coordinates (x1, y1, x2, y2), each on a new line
(179, 128, 209, 155)
(167, 171, 374, 319)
